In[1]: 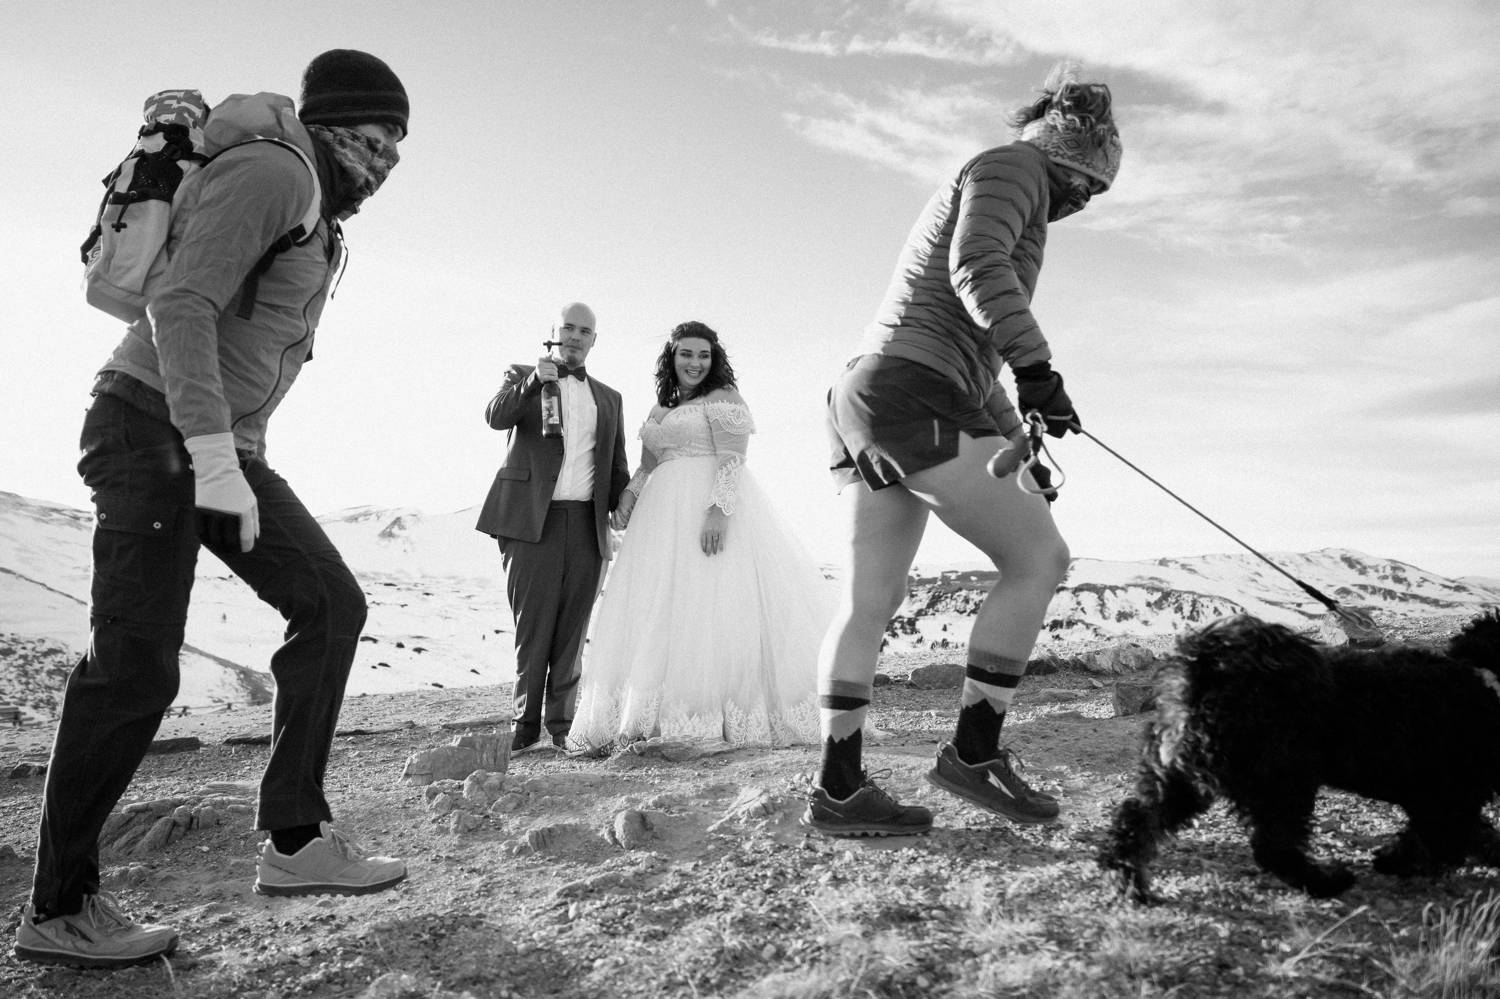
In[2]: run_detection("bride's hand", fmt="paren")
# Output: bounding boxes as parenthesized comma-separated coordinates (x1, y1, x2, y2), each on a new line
(611, 490, 638, 530)
(700, 507, 728, 556)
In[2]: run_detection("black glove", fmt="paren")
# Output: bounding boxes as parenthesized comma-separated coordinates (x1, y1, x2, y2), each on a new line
(1013, 361, 1080, 438)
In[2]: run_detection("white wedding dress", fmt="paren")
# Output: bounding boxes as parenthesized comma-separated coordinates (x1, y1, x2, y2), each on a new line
(571, 398, 831, 750)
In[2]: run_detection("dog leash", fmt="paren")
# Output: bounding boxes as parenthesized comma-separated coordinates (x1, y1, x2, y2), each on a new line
(1061, 418, 1384, 646)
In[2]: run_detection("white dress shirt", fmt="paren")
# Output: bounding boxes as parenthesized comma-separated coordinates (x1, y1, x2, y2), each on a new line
(551, 374, 598, 501)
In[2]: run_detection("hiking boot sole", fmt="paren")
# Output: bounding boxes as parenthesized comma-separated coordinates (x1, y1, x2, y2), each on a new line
(253, 871, 407, 897)
(925, 768, 1059, 825)
(799, 811, 932, 838)
(14, 938, 178, 969)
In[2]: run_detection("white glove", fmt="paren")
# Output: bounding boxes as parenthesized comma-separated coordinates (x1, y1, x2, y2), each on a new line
(184, 432, 259, 553)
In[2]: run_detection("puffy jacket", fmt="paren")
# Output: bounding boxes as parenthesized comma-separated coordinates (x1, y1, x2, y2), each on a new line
(100, 93, 341, 456)
(859, 140, 1054, 403)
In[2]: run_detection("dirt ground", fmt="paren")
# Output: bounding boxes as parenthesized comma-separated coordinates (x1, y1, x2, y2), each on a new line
(1, 634, 1497, 998)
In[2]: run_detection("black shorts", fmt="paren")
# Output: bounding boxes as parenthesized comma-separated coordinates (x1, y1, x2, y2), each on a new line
(826, 354, 1004, 490)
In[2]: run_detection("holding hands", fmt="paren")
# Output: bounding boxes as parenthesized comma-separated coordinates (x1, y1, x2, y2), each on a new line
(611, 489, 638, 531)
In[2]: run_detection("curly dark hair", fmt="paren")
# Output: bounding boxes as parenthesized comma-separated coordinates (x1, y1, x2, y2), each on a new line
(654, 321, 737, 407)
(1007, 60, 1115, 134)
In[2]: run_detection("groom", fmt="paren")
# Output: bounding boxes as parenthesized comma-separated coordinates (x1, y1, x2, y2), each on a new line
(476, 302, 631, 753)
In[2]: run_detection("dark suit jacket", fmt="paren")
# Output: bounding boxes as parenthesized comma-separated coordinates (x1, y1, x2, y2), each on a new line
(474, 364, 630, 558)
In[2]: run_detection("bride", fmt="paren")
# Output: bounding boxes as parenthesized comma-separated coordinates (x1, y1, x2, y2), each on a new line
(570, 321, 831, 751)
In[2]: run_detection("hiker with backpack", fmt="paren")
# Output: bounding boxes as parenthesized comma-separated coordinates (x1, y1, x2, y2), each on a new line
(18, 50, 411, 969)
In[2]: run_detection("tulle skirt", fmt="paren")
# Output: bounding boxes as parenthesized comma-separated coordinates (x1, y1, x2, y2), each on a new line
(572, 455, 832, 750)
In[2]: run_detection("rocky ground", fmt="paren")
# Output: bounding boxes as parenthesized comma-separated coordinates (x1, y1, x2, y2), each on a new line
(1, 616, 1498, 998)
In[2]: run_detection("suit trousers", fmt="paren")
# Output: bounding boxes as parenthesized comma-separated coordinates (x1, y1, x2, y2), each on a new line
(500, 501, 603, 740)
(30, 387, 366, 916)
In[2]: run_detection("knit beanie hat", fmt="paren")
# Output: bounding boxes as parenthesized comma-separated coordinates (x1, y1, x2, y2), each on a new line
(1016, 66, 1120, 192)
(299, 49, 409, 138)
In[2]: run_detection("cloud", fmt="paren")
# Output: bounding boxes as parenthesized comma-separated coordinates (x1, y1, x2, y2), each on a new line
(715, 1, 1500, 248)
(731, 20, 1022, 66)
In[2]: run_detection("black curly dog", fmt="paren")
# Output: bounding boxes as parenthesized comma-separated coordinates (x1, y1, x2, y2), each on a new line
(1099, 610, 1500, 903)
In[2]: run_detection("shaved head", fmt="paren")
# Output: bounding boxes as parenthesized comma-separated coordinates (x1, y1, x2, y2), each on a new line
(557, 302, 595, 333)
(552, 301, 598, 366)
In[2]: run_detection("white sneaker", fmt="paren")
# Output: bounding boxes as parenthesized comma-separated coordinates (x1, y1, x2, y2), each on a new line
(253, 821, 407, 897)
(14, 892, 178, 968)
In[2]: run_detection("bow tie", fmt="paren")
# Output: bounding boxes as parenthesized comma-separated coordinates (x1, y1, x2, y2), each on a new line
(556, 364, 587, 381)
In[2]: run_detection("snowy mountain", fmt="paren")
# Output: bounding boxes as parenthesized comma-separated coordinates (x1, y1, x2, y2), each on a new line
(3, 490, 1497, 720)
(885, 550, 1500, 657)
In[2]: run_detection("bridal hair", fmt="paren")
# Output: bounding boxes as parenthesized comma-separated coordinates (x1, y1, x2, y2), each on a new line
(654, 320, 738, 407)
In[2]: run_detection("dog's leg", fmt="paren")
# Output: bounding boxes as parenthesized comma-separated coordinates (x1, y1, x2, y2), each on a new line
(1099, 766, 1213, 905)
(1385, 803, 1495, 876)
(1241, 784, 1355, 898)
(1470, 816, 1500, 868)
(1372, 822, 1435, 878)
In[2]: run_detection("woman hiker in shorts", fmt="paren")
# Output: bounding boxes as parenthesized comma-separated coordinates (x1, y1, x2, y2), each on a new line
(805, 63, 1123, 836)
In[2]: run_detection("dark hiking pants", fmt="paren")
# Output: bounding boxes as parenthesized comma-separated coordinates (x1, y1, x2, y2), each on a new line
(30, 383, 366, 916)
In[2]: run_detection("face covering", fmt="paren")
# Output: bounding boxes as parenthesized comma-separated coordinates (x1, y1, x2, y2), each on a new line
(306, 124, 400, 218)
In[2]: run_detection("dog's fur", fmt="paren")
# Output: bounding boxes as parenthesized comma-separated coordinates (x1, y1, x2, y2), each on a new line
(1098, 610, 1500, 903)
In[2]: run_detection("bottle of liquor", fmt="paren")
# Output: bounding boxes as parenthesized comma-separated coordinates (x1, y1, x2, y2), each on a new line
(541, 340, 563, 439)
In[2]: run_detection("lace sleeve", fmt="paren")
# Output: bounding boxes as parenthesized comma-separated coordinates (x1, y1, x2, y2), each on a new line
(703, 401, 755, 515)
(627, 427, 660, 496)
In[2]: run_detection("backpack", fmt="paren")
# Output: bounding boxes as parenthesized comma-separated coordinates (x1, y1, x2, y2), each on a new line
(81, 90, 323, 323)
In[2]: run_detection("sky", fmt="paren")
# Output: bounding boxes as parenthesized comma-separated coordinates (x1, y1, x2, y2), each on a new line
(2, 0, 1498, 583)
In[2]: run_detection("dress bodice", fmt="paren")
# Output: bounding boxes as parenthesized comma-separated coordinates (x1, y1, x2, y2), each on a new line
(636, 400, 756, 514)
(639, 401, 755, 463)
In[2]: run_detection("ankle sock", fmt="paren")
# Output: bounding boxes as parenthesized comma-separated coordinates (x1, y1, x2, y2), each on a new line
(271, 824, 322, 856)
(818, 679, 871, 799)
(953, 651, 1027, 764)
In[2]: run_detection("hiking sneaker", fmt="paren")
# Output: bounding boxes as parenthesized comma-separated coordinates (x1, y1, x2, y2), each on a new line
(14, 893, 178, 968)
(926, 742, 1059, 824)
(801, 772, 933, 837)
(254, 822, 407, 897)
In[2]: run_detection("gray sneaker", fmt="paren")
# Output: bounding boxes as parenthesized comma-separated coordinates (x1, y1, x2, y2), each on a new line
(14, 893, 178, 968)
(801, 772, 934, 837)
(926, 742, 1059, 824)
(254, 822, 407, 897)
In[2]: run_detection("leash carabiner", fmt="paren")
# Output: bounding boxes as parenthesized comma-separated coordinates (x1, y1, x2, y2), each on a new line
(1017, 410, 1065, 496)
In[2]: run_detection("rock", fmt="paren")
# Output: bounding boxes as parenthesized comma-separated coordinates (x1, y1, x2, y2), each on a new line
(448, 811, 484, 835)
(709, 787, 780, 830)
(1112, 678, 1158, 716)
(1028, 688, 1085, 704)
(1317, 608, 1385, 648)
(462, 770, 506, 808)
(401, 745, 479, 786)
(357, 971, 429, 999)
(453, 731, 511, 773)
(136, 815, 178, 854)
(872, 673, 893, 688)
(223, 733, 272, 746)
(907, 662, 965, 689)
(428, 793, 455, 817)
(609, 809, 657, 850)
(1084, 643, 1158, 676)
(489, 793, 525, 815)
(556, 871, 634, 898)
(0, 844, 21, 864)
(147, 736, 202, 755)
(9, 760, 47, 779)
(1025, 653, 1069, 676)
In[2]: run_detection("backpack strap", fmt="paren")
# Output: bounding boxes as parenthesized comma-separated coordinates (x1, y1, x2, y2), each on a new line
(216, 138, 323, 320)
